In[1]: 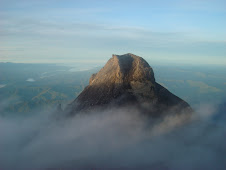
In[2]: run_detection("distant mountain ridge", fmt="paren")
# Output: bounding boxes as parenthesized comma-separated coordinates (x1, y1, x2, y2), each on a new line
(68, 53, 193, 116)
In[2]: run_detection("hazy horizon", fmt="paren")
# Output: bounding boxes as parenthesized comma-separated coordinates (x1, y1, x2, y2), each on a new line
(1, 54, 226, 67)
(1, 0, 225, 65)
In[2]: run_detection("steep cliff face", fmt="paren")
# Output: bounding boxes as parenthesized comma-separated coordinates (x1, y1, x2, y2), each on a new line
(68, 53, 192, 116)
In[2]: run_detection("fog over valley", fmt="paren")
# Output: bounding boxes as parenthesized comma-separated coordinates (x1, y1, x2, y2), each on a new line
(0, 100, 225, 169)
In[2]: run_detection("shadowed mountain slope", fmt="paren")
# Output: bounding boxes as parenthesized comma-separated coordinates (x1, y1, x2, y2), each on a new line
(68, 53, 192, 116)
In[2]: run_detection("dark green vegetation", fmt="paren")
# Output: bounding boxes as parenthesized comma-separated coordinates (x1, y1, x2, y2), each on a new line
(0, 62, 225, 114)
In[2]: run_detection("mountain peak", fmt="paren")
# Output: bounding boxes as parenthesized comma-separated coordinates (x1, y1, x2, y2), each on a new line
(89, 53, 155, 86)
(68, 53, 192, 116)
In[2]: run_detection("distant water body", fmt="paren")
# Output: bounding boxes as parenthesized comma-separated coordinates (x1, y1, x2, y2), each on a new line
(0, 84, 6, 88)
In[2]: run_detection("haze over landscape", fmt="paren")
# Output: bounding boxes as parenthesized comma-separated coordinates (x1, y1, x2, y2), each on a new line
(0, 0, 226, 169)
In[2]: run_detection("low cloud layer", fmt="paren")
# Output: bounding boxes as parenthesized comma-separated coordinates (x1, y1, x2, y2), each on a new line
(0, 102, 225, 169)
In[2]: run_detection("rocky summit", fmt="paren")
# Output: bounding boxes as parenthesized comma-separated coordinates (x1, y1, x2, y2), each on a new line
(68, 53, 192, 116)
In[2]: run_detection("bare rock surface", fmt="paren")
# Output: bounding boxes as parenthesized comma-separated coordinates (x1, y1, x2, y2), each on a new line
(68, 53, 192, 116)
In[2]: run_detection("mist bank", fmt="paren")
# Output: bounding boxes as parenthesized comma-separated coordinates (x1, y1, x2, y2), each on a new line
(0, 102, 225, 169)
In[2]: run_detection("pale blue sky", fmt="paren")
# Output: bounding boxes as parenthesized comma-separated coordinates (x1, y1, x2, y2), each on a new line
(0, 0, 225, 65)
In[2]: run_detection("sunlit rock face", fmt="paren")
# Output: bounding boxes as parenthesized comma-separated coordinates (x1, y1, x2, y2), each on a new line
(68, 53, 192, 116)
